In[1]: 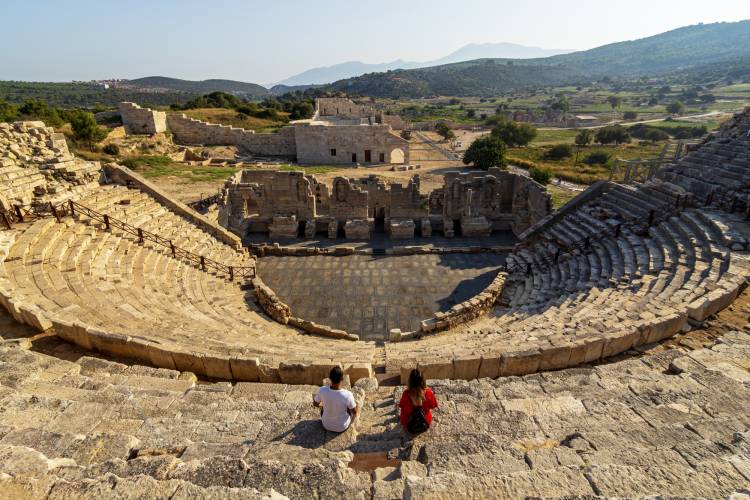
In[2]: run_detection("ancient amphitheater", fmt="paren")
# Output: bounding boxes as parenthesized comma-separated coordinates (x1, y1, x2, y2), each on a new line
(0, 108, 749, 498)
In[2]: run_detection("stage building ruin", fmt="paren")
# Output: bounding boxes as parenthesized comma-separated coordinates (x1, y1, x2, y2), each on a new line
(218, 167, 552, 240)
(118, 98, 409, 166)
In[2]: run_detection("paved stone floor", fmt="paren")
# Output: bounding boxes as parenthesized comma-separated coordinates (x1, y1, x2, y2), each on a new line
(245, 231, 518, 250)
(256, 253, 507, 341)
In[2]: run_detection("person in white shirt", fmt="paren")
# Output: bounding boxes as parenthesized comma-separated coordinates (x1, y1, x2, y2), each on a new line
(313, 366, 358, 432)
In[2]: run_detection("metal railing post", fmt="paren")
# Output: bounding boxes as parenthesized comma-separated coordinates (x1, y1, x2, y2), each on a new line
(103, 214, 110, 231)
(13, 205, 23, 223)
(170, 241, 176, 257)
(137, 228, 144, 244)
(50, 202, 60, 223)
(200, 256, 206, 272)
(69, 199, 75, 217)
(229, 266, 234, 281)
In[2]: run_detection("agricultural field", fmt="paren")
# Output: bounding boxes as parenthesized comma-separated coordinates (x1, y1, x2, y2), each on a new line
(382, 80, 750, 126)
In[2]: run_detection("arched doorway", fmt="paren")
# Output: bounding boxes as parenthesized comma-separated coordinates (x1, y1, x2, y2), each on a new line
(390, 148, 405, 164)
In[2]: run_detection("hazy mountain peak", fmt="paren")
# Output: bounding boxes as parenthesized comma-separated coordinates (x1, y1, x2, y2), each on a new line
(273, 42, 572, 87)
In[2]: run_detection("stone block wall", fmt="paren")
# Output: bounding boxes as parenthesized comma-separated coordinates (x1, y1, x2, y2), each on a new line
(317, 98, 377, 119)
(294, 124, 409, 165)
(221, 168, 550, 239)
(0, 121, 101, 210)
(166, 114, 297, 157)
(118, 102, 166, 135)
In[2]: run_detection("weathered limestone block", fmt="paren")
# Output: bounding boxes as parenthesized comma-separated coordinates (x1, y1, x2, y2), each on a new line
(118, 102, 166, 135)
(500, 349, 541, 376)
(344, 219, 370, 239)
(229, 357, 260, 382)
(453, 356, 481, 380)
(417, 360, 454, 380)
(345, 363, 373, 384)
(687, 284, 741, 321)
(268, 215, 299, 239)
(252, 277, 292, 324)
(460, 216, 492, 237)
(388, 219, 415, 239)
(327, 220, 338, 239)
(420, 218, 432, 237)
(478, 356, 501, 379)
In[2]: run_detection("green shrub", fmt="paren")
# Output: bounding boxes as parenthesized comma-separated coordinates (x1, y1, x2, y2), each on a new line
(574, 129, 593, 147)
(529, 166, 553, 185)
(583, 151, 611, 165)
(102, 143, 120, 156)
(491, 120, 537, 147)
(545, 144, 574, 160)
(595, 125, 630, 145)
(623, 111, 637, 120)
(462, 136, 506, 170)
(69, 110, 107, 147)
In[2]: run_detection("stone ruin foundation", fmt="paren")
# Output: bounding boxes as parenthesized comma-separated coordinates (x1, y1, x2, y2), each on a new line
(219, 167, 551, 240)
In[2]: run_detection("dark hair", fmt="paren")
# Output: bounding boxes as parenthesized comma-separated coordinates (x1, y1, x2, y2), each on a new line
(329, 366, 344, 384)
(408, 369, 426, 405)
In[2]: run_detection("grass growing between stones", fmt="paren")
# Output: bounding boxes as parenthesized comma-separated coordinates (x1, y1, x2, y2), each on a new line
(277, 165, 337, 175)
(121, 155, 337, 182)
(178, 108, 288, 132)
(121, 155, 240, 182)
(547, 185, 580, 209)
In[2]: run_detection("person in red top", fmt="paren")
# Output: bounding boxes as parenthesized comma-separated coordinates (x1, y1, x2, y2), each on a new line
(399, 369, 438, 434)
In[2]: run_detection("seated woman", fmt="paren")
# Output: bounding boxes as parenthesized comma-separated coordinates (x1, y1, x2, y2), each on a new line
(399, 369, 438, 434)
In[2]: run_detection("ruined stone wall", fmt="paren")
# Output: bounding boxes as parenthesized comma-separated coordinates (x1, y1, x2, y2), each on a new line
(221, 168, 549, 238)
(442, 168, 515, 220)
(389, 176, 427, 219)
(317, 98, 377, 119)
(221, 170, 317, 234)
(353, 176, 389, 217)
(166, 114, 297, 157)
(382, 114, 407, 130)
(119, 102, 166, 135)
(329, 177, 368, 219)
(511, 174, 553, 235)
(294, 124, 409, 165)
(0, 121, 101, 210)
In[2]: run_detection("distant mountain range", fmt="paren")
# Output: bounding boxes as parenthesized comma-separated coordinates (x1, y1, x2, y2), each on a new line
(329, 20, 750, 97)
(125, 76, 270, 97)
(272, 42, 573, 86)
(120, 21, 750, 101)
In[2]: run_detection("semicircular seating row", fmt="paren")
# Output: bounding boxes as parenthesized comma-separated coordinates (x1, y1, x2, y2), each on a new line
(0, 185, 378, 385)
(1, 135, 749, 384)
(386, 175, 750, 382)
(2, 328, 749, 498)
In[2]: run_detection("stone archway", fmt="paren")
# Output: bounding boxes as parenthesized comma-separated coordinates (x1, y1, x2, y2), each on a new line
(390, 148, 405, 164)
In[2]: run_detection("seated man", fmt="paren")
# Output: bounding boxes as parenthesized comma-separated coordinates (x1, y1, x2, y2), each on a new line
(313, 366, 358, 432)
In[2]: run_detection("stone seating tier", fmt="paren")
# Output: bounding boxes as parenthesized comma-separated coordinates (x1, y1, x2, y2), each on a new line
(385, 207, 750, 382)
(0, 328, 748, 498)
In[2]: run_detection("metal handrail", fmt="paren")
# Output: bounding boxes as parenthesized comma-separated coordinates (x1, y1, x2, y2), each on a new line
(0, 199, 254, 281)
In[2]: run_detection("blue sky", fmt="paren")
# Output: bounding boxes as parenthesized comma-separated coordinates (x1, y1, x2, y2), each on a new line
(2, 0, 750, 84)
